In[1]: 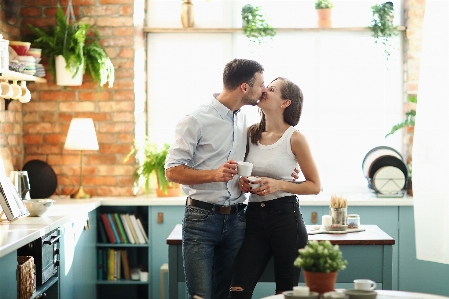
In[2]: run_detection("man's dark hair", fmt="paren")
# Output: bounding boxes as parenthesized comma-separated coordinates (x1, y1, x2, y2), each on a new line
(223, 59, 264, 90)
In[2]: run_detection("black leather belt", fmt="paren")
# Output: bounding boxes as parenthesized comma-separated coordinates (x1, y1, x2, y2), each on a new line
(186, 197, 246, 215)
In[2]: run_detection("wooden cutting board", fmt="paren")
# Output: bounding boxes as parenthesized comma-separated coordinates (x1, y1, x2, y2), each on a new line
(0, 147, 14, 177)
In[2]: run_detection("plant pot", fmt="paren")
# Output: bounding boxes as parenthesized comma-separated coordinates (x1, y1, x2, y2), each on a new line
(156, 182, 182, 197)
(55, 55, 83, 86)
(316, 8, 332, 28)
(303, 270, 338, 294)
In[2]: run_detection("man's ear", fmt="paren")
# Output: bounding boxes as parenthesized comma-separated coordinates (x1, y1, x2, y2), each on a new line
(240, 83, 247, 93)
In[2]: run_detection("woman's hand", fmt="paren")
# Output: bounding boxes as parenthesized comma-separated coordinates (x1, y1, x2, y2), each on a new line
(251, 177, 283, 196)
(239, 176, 251, 193)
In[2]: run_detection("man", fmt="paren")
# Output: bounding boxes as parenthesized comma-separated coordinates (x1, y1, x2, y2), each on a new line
(165, 58, 266, 299)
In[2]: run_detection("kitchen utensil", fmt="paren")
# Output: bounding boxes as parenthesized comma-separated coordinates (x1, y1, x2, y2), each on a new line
(23, 199, 55, 216)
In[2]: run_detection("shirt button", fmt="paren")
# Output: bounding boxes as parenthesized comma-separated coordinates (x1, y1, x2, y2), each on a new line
(261, 203, 265, 207)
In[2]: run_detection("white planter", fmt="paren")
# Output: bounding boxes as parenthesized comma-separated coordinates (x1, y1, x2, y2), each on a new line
(55, 55, 83, 86)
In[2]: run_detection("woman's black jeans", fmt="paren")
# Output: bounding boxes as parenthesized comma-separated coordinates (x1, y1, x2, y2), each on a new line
(230, 196, 308, 298)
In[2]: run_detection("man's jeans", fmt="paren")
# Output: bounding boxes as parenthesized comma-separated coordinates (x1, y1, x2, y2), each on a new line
(182, 205, 246, 299)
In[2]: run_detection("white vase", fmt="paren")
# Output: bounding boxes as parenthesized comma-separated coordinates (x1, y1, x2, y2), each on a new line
(55, 55, 83, 86)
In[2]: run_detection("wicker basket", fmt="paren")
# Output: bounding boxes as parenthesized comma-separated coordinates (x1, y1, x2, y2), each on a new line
(17, 256, 35, 299)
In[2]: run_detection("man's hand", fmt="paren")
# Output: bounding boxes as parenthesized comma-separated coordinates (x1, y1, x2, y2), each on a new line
(214, 160, 238, 182)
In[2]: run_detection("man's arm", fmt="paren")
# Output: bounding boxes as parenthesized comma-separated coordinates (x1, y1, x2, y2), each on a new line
(165, 160, 238, 185)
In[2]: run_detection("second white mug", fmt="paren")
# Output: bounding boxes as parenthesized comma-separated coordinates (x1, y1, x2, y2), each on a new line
(354, 279, 377, 290)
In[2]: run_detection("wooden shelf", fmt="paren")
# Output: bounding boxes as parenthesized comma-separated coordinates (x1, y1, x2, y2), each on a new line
(144, 26, 406, 33)
(1, 70, 47, 83)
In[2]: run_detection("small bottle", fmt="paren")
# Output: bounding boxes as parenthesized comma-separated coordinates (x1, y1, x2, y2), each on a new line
(347, 214, 360, 229)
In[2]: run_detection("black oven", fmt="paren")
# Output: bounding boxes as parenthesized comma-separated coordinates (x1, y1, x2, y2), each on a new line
(18, 228, 60, 286)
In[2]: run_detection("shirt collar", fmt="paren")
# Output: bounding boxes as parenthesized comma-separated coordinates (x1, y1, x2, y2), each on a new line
(212, 94, 241, 119)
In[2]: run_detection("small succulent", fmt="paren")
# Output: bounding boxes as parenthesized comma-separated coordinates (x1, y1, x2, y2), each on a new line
(315, 0, 334, 9)
(294, 240, 348, 273)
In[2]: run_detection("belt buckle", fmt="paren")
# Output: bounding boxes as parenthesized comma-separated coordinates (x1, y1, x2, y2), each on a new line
(219, 206, 231, 214)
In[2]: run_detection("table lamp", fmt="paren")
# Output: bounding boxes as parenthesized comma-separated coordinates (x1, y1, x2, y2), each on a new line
(64, 118, 99, 199)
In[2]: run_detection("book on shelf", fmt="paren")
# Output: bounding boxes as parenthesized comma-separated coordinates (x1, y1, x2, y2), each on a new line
(102, 248, 108, 280)
(113, 213, 129, 243)
(120, 214, 135, 244)
(136, 217, 149, 243)
(114, 249, 121, 280)
(98, 217, 108, 243)
(107, 213, 121, 244)
(129, 214, 146, 244)
(97, 249, 104, 280)
(0, 170, 29, 222)
(108, 248, 115, 280)
(125, 213, 140, 244)
(100, 213, 116, 243)
(121, 249, 131, 280)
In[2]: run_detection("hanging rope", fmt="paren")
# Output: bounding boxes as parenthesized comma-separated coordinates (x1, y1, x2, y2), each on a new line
(63, 0, 77, 52)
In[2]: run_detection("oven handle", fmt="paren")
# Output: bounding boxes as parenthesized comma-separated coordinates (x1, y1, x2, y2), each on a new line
(43, 235, 61, 245)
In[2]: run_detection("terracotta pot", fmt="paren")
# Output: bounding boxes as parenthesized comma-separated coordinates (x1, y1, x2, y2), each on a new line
(316, 8, 332, 28)
(156, 182, 182, 197)
(303, 270, 338, 294)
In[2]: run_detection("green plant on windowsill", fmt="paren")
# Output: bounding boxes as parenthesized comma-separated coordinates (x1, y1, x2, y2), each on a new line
(385, 95, 417, 138)
(368, 2, 398, 60)
(315, 0, 334, 9)
(241, 4, 276, 45)
(125, 139, 171, 194)
(26, 4, 114, 88)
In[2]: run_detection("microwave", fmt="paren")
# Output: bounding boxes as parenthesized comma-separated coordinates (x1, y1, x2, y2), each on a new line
(18, 229, 60, 286)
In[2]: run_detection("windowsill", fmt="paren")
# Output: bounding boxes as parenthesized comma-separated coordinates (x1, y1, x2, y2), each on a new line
(143, 26, 406, 33)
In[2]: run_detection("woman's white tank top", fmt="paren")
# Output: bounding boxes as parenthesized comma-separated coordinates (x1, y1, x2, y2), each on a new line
(246, 126, 298, 202)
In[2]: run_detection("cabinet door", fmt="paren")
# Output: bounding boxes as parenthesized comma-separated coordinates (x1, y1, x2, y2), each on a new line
(0, 251, 17, 299)
(59, 211, 97, 299)
(149, 206, 185, 299)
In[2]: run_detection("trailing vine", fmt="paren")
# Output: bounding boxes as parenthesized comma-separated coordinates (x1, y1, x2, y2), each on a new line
(241, 4, 276, 45)
(368, 2, 398, 60)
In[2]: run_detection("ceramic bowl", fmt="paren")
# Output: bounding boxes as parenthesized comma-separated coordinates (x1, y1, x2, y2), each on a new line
(9, 41, 31, 56)
(283, 291, 319, 299)
(344, 289, 377, 299)
(23, 199, 55, 216)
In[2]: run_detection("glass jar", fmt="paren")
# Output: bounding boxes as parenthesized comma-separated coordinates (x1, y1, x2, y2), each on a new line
(347, 214, 360, 229)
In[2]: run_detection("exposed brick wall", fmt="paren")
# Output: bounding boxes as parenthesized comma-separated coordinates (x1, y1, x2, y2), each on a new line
(13, 0, 145, 197)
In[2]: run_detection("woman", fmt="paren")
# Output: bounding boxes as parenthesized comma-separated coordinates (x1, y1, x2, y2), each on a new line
(230, 77, 321, 298)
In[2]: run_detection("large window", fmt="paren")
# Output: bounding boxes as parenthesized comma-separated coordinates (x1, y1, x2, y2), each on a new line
(146, 0, 404, 194)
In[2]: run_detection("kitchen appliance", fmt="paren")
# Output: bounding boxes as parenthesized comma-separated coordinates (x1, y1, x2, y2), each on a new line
(10, 170, 31, 200)
(17, 229, 60, 286)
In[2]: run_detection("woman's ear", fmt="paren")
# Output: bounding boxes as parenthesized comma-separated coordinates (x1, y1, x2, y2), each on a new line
(283, 100, 292, 108)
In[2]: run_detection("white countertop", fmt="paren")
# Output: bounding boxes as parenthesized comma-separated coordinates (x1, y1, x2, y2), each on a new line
(0, 192, 413, 259)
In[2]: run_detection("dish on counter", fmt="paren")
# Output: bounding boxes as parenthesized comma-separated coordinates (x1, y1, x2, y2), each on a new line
(368, 155, 407, 180)
(325, 224, 348, 231)
(372, 166, 406, 195)
(362, 146, 403, 178)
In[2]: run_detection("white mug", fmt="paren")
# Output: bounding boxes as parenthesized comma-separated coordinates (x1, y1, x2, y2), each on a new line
(237, 161, 253, 176)
(19, 81, 31, 103)
(10, 80, 22, 99)
(0, 79, 12, 98)
(248, 176, 261, 189)
(354, 279, 377, 290)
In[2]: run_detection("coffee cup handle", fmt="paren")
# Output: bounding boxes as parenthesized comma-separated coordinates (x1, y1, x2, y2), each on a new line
(371, 281, 377, 290)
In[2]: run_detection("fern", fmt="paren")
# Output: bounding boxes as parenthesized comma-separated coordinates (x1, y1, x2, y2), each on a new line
(27, 4, 114, 87)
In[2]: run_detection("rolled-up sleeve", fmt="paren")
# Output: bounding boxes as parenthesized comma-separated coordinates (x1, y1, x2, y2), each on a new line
(165, 115, 201, 170)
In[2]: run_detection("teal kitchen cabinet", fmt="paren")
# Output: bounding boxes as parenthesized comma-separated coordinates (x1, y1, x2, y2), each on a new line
(149, 206, 185, 299)
(59, 210, 97, 299)
(398, 206, 449, 296)
(0, 251, 17, 299)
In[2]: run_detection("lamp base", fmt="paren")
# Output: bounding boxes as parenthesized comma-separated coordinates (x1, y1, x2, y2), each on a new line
(71, 186, 92, 199)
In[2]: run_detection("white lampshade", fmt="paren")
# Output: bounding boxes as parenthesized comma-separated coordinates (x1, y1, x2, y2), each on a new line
(64, 118, 99, 151)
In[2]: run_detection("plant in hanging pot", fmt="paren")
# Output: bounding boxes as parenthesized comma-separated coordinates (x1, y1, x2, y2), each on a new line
(125, 140, 182, 197)
(294, 240, 347, 294)
(241, 4, 276, 45)
(26, 4, 114, 87)
(368, 2, 398, 60)
(315, 0, 334, 28)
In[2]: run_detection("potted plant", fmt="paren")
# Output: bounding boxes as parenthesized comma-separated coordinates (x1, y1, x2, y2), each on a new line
(294, 240, 347, 294)
(126, 140, 181, 197)
(27, 5, 114, 87)
(368, 2, 398, 60)
(241, 4, 276, 45)
(315, 0, 334, 28)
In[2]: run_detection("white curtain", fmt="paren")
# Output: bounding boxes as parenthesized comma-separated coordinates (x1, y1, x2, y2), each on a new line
(413, 0, 449, 264)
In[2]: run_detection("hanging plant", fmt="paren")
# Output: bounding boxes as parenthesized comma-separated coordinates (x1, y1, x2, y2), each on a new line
(368, 2, 398, 60)
(241, 4, 276, 45)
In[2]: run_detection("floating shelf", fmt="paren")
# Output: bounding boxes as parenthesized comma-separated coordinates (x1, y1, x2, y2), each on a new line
(1, 70, 47, 83)
(144, 26, 406, 33)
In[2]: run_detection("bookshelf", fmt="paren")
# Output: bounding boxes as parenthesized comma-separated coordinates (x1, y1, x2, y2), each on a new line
(96, 205, 150, 299)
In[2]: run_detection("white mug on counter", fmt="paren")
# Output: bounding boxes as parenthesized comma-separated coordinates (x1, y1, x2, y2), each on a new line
(354, 279, 377, 290)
